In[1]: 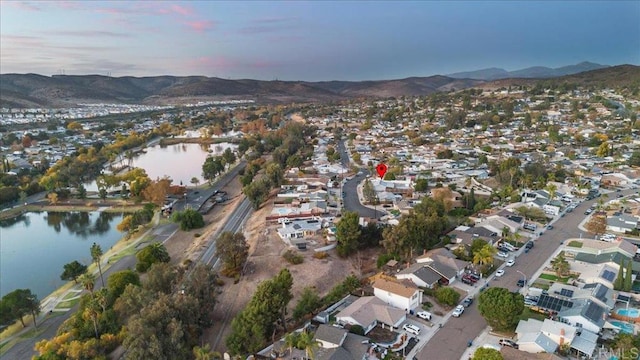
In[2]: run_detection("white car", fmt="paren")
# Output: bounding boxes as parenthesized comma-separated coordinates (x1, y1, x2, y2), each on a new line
(506, 259, 515, 267)
(452, 305, 464, 317)
(497, 251, 509, 258)
(495, 269, 505, 277)
(416, 311, 432, 321)
(402, 323, 421, 335)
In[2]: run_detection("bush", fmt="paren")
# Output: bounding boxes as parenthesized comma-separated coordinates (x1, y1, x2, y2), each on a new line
(349, 324, 365, 336)
(283, 250, 303, 264)
(435, 287, 460, 307)
(172, 208, 204, 230)
(313, 251, 328, 260)
(376, 253, 399, 268)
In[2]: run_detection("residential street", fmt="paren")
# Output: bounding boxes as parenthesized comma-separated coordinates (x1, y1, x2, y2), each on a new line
(414, 189, 639, 360)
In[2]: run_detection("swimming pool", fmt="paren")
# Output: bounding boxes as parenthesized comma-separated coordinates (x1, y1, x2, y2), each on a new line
(616, 308, 640, 318)
(610, 321, 635, 334)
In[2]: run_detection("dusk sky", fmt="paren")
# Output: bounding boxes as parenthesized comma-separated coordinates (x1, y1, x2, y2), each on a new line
(1, 1, 639, 81)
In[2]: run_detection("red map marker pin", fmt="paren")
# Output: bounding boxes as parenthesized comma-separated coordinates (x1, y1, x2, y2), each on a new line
(376, 163, 388, 179)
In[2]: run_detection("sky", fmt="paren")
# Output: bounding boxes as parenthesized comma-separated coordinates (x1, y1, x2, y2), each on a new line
(1, 1, 639, 81)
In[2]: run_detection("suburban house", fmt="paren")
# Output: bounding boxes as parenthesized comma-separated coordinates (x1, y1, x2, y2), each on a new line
(562, 239, 638, 268)
(276, 219, 322, 240)
(312, 324, 370, 360)
(558, 299, 607, 335)
(606, 213, 638, 233)
(372, 276, 422, 312)
(516, 318, 599, 358)
(394, 248, 469, 287)
(335, 296, 406, 334)
(547, 282, 616, 311)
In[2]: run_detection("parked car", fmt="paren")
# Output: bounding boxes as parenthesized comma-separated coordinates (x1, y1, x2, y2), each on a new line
(525, 241, 534, 249)
(547, 225, 554, 230)
(506, 259, 515, 267)
(517, 279, 527, 287)
(495, 269, 505, 277)
(416, 311, 432, 321)
(462, 297, 474, 307)
(499, 339, 519, 349)
(452, 305, 465, 317)
(403, 323, 421, 335)
(497, 251, 509, 258)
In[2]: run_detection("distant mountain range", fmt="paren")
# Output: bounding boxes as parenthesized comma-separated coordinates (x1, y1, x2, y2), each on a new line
(447, 61, 609, 80)
(0, 62, 637, 108)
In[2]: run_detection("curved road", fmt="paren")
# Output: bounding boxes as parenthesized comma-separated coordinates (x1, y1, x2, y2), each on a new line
(337, 140, 381, 219)
(415, 188, 640, 360)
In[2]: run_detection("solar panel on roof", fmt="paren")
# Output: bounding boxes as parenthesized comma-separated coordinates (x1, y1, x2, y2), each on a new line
(560, 288, 575, 297)
(601, 270, 616, 282)
(595, 286, 608, 302)
(536, 294, 574, 312)
(583, 301, 604, 323)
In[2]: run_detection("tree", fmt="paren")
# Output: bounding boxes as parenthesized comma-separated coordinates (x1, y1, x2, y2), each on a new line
(473, 244, 497, 267)
(615, 259, 625, 291)
(79, 272, 96, 294)
(297, 330, 320, 360)
(362, 179, 377, 204)
(47, 192, 58, 205)
(190, 177, 200, 189)
(222, 148, 236, 169)
(141, 177, 171, 205)
(414, 178, 428, 192)
(136, 242, 170, 273)
(435, 287, 460, 306)
(193, 344, 215, 360)
(336, 211, 361, 257)
(584, 214, 606, 236)
(611, 333, 640, 360)
(551, 252, 570, 277)
(293, 287, 322, 321)
(90, 242, 105, 287)
(107, 270, 140, 298)
(2, 289, 38, 328)
(478, 287, 524, 332)
(77, 184, 87, 199)
(472, 347, 504, 360)
(215, 231, 249, 276)
(172, 208, 204, 231)
(243, 178, 271, 209)
(60, 260, 88, 284)
(624, 259, 633, 292)
(283, 332, 300, 357)
(265, 162, 284, 187)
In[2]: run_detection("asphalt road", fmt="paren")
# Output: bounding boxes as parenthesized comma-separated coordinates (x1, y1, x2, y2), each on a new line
(337, 140, 381, 219)
(415, 188, 640, 360)
(176, 160, 247, 212)
(200, 197, 253, 268)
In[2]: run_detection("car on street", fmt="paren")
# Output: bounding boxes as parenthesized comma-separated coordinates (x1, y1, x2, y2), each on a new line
(525, 241, 534, 249)
(495, 269, 505, 277)
(497, 251, 509, 258)
(452, 305, 465, 317)
(403, 323, 421, 335)
(517, 279, 527, 287)
(416, 311, 432, 321)
(584, 209, 593, 215)
(547, 225, 554, 230)
(506, 259, 515, 267)
(462, 297, 474, 307)
(499, 339, 519, 349)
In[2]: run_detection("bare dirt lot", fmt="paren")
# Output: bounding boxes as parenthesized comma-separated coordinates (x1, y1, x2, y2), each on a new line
(204, 196, 358, 354)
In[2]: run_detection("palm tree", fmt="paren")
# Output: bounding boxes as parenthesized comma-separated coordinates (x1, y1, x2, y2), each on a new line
(473, 245, 497, 267)
(191, 177, 200, 189)
(90, 242, 105, 287)
(284, 332, 300, 356)
(551, 252, 570, 277)
(80, 272, 96, 294)
(193, 344, 214, 360)
(83, 296, 101, 338)
(297, 330, 320, 360)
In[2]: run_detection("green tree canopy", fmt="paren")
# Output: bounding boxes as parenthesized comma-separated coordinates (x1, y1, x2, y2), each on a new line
(472, 347, 504, 360)
(136, 242, 171, 273)
(336, 211, 362, 257)
(172, 208, 205, 231)
(478, 287, 524, 332)
(107, 270, 141, 298)
(60, 260, 88, 284)
(215, 231, 249, 277)
(435, 287, 461, 306)
(293, 287, 322, 321)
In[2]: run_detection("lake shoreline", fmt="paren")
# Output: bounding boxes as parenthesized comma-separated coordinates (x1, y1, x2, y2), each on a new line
(0, 199, 145, 221)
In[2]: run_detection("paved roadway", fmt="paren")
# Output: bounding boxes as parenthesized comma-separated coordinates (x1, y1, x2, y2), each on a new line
(200, 197, 253, 268)
(415, 188, 640, 360)
(337, 140, 380, 219)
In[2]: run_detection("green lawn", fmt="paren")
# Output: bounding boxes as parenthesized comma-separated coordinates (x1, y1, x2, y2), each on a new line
(56, 297, 81, 309)
(567, 240, 583, 248)
(539, 273, 558, 281)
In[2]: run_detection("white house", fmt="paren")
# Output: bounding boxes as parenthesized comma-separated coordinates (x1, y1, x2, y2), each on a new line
(558, 299, 607, 335)
(372, 277, 422, 312)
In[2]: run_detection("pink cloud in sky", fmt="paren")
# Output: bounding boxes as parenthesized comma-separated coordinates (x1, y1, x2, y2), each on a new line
(168, 4, 193, 16)
(185, 20, 215, 33)
(3, 1, 41, 11)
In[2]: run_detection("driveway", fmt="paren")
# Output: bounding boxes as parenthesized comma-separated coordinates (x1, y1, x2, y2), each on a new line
(414, 188, 640, 359)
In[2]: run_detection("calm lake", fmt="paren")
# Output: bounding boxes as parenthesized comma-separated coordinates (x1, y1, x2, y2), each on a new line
(0, 211, 124, 299)
(86, 142, 238, 191)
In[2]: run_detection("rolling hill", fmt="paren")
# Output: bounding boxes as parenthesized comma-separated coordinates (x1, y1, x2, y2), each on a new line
(1, 64, 638, 108)
(448, 61, 609, 80)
